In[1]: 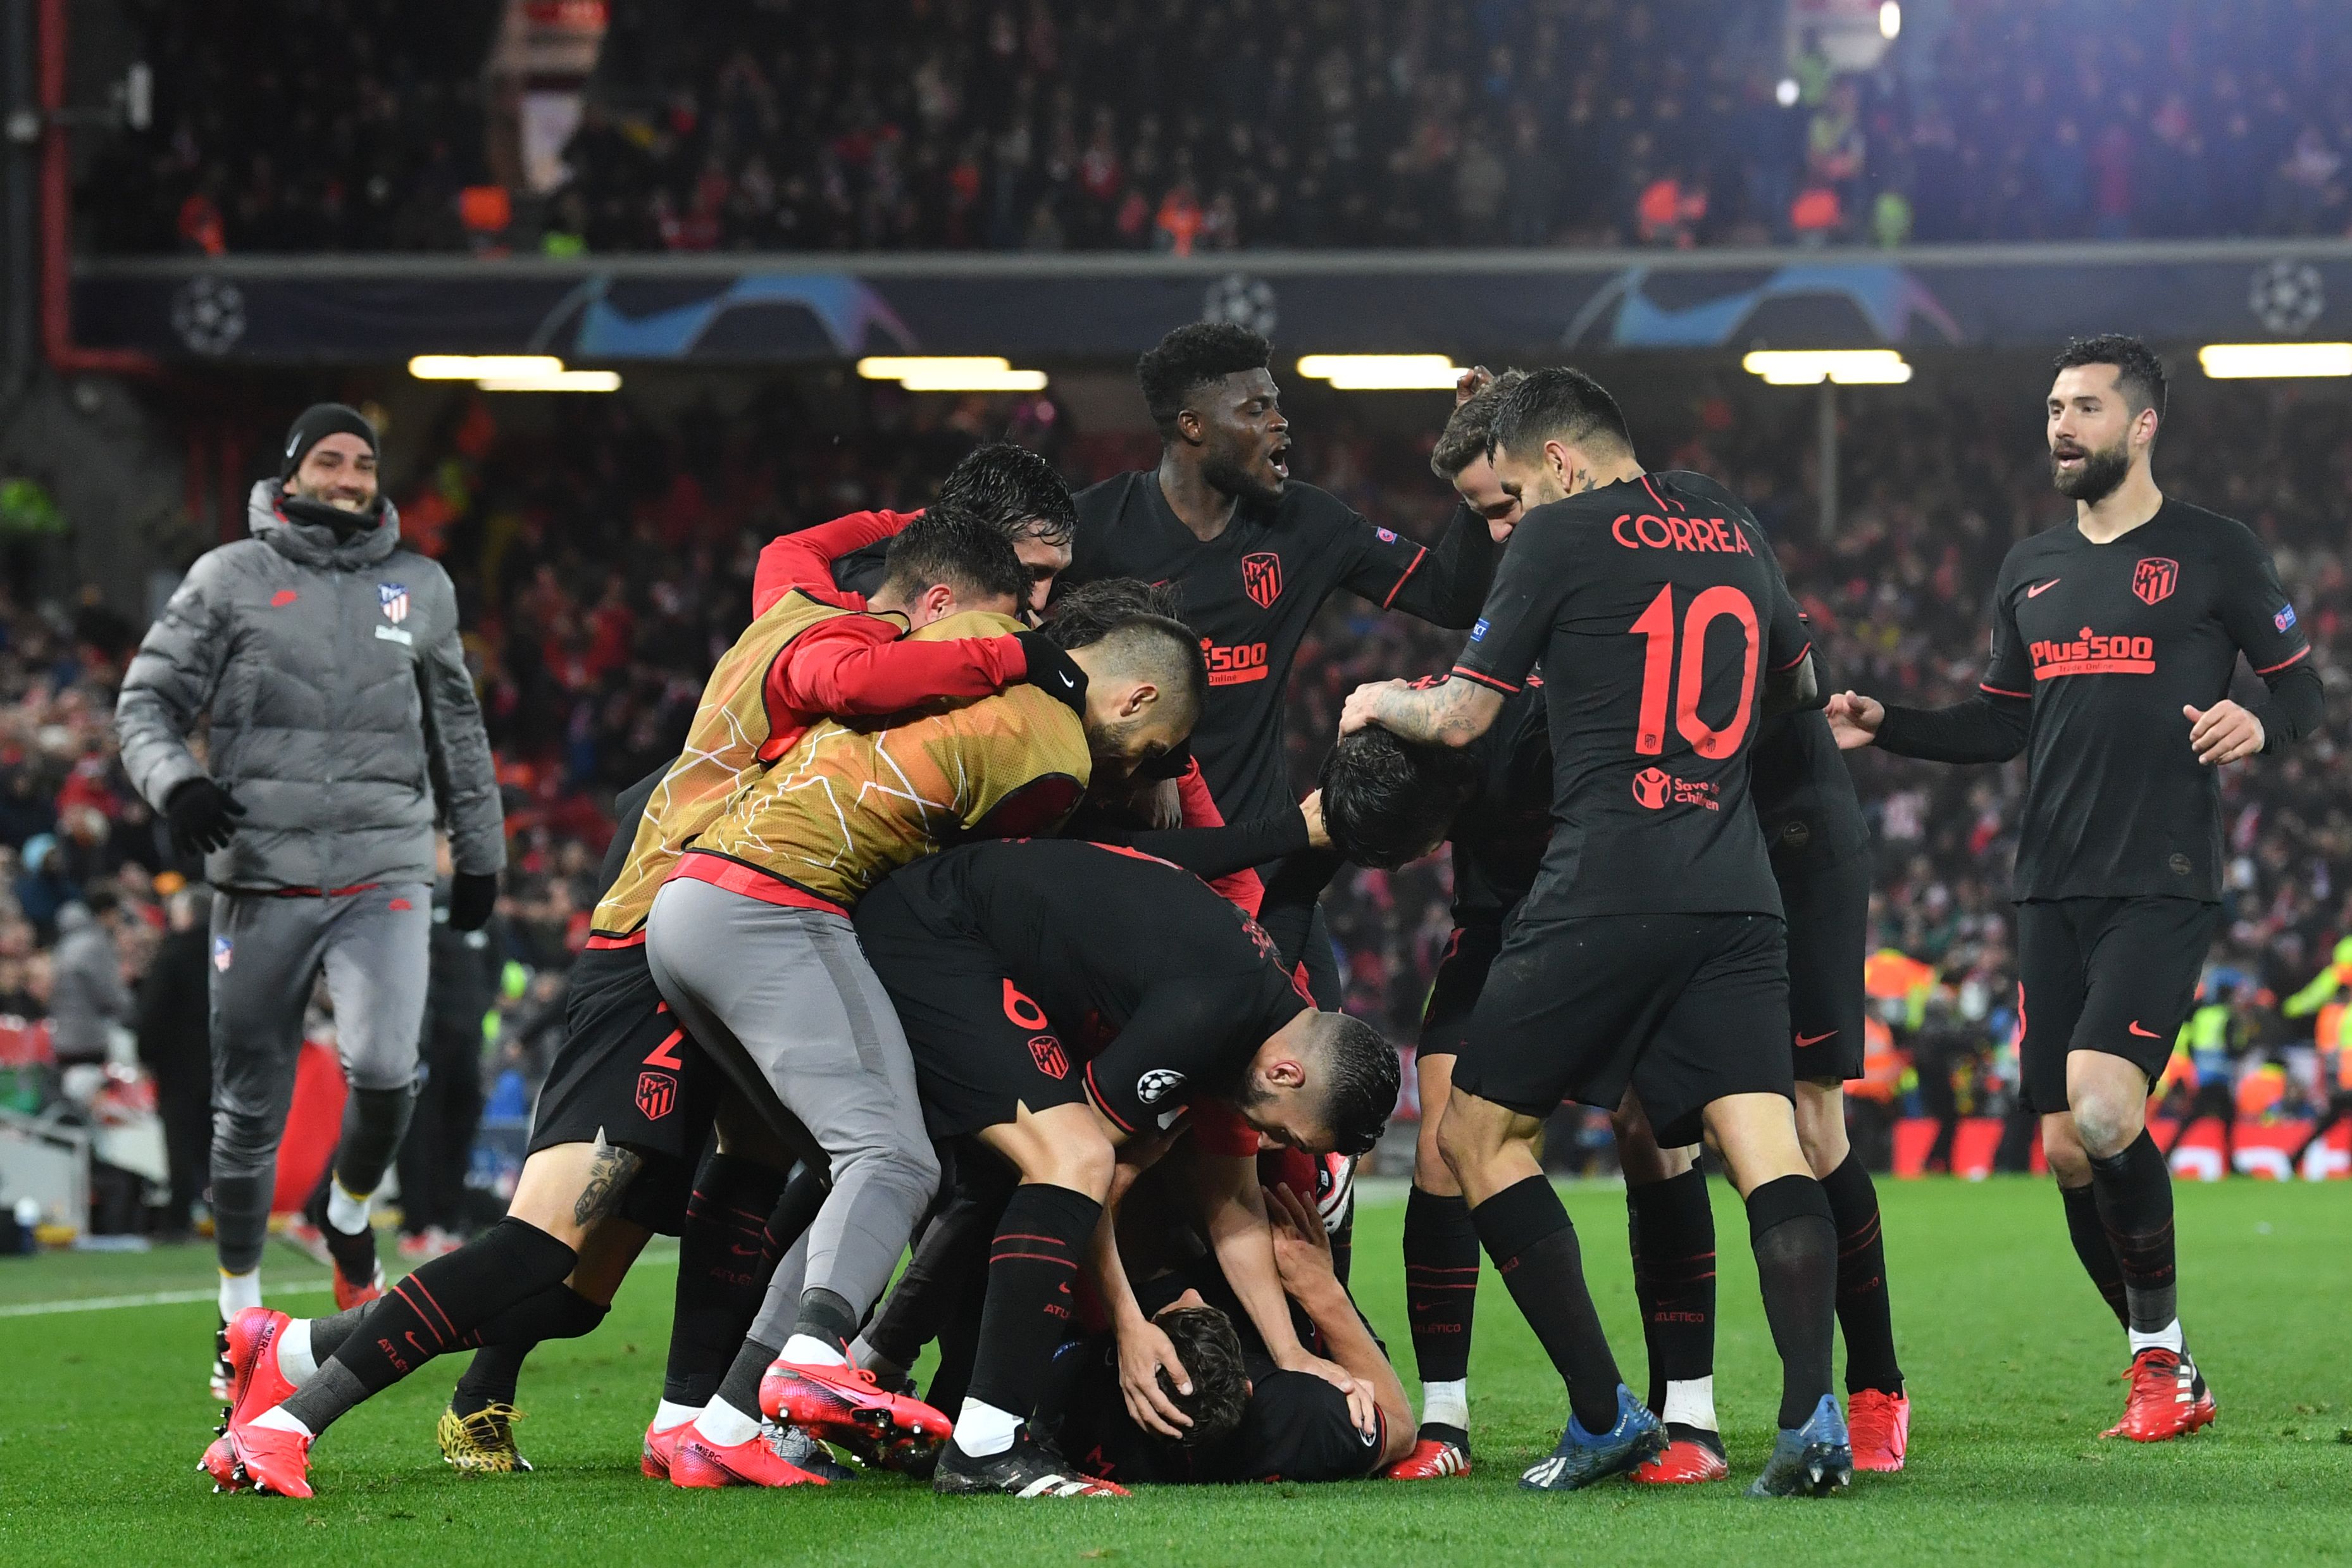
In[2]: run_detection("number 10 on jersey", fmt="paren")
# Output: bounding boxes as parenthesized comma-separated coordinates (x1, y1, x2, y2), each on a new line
(1629, 585, 1760, 758)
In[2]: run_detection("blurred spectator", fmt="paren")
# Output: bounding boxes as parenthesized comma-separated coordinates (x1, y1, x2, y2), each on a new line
(136, 885, 213, 1238)
(47, 888, 130, 1067)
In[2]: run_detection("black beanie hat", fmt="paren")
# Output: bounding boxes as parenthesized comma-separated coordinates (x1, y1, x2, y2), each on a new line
(278, 402, 379, 482)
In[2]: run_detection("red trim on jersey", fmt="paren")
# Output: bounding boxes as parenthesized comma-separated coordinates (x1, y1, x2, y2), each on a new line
(2255, 645, 2311, 676)
(585, 929, 648, 950)
(1379, 545, 1430, 610)
(1638, 473, 1681, 514)
(1083, 1061, 1138, 1133)
(1979, 683, 2031, 699)
(1080, 840, 1186, 874)
(1448, 664, 1519, 694)
(1770, 639, 1813, 673)
(668, 850, 850, 918)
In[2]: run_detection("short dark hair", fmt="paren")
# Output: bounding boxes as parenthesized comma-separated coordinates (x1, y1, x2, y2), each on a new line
(1487, 366, 1632, 463)
(1317, 726, 1482, 869)
(1155, 1305, 1250, 1447)
(1043, 578, 1188, 649)
(874, 502, 1028, 611)
(1137, 323, 1272, 437)
(935, 442, 1077, 548)
(80, 886, 120, 918)
(1308, 1012, 1402, 1157)
(1429, 369, 1529, 479)
(2052, 333, 2168, 423)
(1075, 611, 1210, 728)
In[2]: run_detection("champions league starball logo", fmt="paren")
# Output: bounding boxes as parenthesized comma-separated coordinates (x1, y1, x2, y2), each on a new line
(2249, 259, 2325, 336)
(1202, 273, 1278, 337)
(170, 277, 247, 355)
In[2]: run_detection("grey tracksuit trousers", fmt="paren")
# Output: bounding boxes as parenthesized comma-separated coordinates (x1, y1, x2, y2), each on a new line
(645, 878, 940, 1333)
(209, 883, 431, 1274)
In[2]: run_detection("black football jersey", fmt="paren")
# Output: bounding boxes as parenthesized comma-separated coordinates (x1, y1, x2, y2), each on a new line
(1447, 680, 1554, 926)
(1973, 499, 2308, 901)
(1450, 470, 1810, 921)
(1064, 472, 1495, 825)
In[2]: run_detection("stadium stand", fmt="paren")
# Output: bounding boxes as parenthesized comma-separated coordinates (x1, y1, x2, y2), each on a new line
(84, 0, 2352, 255)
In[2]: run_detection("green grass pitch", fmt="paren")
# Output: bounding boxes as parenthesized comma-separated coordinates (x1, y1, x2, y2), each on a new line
(2, 1177, 2347, 1567)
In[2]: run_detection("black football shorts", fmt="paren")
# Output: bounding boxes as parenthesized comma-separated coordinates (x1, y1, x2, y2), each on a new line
(1416, 921, 1505, 1060)
(1452, 910, 1794, 1148)
(853, 872, 1092, 1139)
(2014, 896, 2220, 1115)
(528, 942, 720, 1233)
(1781, 856, 1870, 1083)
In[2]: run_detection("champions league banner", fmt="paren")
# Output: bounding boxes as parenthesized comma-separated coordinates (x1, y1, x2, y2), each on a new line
(76, 241, 2352, 365)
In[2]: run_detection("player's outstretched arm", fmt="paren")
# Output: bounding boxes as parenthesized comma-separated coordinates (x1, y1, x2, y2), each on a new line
(1340, 675, 1504, 747)
(1267, 1183, 1413, 1462)
(1866, 690, 2031, 764)
(1197, 1152, 1376, 1423)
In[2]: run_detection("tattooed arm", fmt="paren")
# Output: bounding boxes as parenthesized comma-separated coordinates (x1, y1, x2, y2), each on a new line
(1338, 676, 1505, 748)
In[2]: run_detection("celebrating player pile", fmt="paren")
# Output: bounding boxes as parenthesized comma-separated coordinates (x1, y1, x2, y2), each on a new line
(188, 331, 2312, 1510)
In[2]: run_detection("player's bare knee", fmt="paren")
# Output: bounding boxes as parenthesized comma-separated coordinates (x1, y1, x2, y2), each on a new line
(2040, 1115, 2093, 1185)
(1793, 1081, 1850, 1178)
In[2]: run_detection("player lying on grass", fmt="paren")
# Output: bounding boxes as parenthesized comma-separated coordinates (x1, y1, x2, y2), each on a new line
(852, 837, 1399, 1496)
(1033, 1150, 1414, 1485)
(1343, 367, 1850, 1498)
(202, 583, 1188, 1499)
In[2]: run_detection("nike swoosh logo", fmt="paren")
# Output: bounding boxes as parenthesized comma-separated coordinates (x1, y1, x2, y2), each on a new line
(1794, 1030, 1838, 1047)
(2027, 579, 2061, 597)
(2128, 1020, 2163, 1038)
(1057, 673, 1076, 689)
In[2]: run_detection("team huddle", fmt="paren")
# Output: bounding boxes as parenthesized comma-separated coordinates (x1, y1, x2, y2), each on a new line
(142, 324, 2315, 1503)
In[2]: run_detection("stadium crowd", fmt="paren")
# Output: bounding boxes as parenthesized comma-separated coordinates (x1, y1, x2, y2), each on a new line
(5, 371, 2349, 1234)
(88, 0, 2352, 255)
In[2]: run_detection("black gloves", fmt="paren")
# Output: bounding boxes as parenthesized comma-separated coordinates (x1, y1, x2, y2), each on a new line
(164, 778, 246, 857)
(1015, 630, 1089, 716)
(449, 871, 499, 933)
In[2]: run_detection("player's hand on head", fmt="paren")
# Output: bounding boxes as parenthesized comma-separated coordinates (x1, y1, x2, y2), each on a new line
(2185, 700, 2264, 766)
(1824, 691, 1885, 750)
(1454, 365, 1495, 407)
(1340, 680, 1405, 736)
(1276, 1346, 1378, 1436)
(1298, 791, 1330, 850)
(1117, 1317, 1195, 1439)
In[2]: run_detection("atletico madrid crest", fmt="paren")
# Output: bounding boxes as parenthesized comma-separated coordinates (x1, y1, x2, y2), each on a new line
(1241, 552, 1283, 609)
(2132, 557, 2177, 606)
(378, 582, 409, 624)
(635, 1070, 676, 1121)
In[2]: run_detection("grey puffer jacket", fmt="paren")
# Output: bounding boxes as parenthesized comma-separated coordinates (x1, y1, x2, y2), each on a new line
(115, 482, 505, 893)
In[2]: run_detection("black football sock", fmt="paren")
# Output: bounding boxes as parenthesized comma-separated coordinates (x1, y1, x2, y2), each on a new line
(1745, 1174, 1838, 1432)
(473, 1283, 608, 1347)
(452, 1345, 528, 1418)
(281, 1218, 576, 1435)
(663, 1154, 793, 1408)
(1626, 1167, 1716, 1426)
(793, 1286, 859, 1354)
(2088, 1132, 2179, 1335)
(964, 1183, 1102, 1433)
(1821, 1153, 1903, 1395)
(1402, 1185, 1480, 1431)
(2060, 1181, 2131, 1327)
(304, 1303, 374, 1365)
(712, 1336, 781, 1426)
(1471, 1174, 1622, 1434)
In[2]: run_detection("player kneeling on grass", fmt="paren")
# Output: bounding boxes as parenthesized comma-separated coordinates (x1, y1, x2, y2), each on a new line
(854, 837, 1398, 1496)
(1035, 1152, 1412, 1485)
